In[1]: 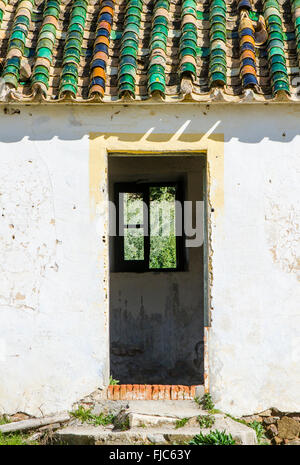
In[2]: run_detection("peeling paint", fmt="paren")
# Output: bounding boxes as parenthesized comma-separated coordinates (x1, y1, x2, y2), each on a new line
(266, 202, 300, 279)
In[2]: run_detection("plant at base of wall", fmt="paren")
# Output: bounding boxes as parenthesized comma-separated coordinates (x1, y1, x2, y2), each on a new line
(248, 420, 268, 445)
(70, 406, 115, 427)
(175, 417, 190, 429)
(195, 393, 215, 411)
(198, 414, 215, 429)
(109, 375, 119, 385)
(92, 413, 115, 427)
(70, 405, 92, 423)
(225, 414, 269, 445)
(188, 430, 236, 445)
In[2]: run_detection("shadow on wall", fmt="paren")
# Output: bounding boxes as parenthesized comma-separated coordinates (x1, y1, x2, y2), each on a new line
(0, 104, 299, 143)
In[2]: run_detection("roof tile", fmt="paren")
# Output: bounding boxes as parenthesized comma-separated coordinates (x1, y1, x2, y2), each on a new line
(0, 0, 299, 103)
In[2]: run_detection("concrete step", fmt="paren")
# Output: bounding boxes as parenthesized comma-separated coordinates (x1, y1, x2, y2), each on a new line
(124, 400, 208, 419)
(54, 400, 258, 445)
(54, 419, 257, 445)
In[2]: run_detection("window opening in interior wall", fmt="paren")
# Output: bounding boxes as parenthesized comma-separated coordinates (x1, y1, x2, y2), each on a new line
(114, 182, 184, 272)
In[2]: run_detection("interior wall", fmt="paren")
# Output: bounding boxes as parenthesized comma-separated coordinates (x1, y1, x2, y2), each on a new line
(109, 157, 205, 385)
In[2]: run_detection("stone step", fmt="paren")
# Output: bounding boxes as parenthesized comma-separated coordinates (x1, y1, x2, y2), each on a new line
(55, 400, 258, 446)
(54, 417, 257, 445)
(123, 400, 208, 418)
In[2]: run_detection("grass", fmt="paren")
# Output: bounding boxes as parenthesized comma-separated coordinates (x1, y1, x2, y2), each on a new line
(225, 413, 248, 426)
(0, 415, 10, 425)
(188, 430, 236, 445)
(198, 414, 215, 428)
(70, 406, 115, 427)
(0, 431, 39, 446)
(175, 417, 190, 429)
(0, 416, 38, 446)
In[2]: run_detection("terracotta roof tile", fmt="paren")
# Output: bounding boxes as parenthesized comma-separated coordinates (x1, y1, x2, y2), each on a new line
(0, 0, 299, 103)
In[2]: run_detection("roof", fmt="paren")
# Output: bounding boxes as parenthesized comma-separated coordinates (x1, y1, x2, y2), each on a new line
(0, 0, 299, 104)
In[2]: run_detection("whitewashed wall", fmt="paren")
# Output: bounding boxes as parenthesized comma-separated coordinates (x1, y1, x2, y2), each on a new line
(0, 104, 299, 416)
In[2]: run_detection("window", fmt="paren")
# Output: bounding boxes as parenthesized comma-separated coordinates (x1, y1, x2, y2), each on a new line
(114, 182, 184, 272)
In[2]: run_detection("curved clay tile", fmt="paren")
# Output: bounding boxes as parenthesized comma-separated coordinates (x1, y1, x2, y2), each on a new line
(238, 1, 259, 90)
(291, 0, 300, 73)
(59, 0, 89, 98)
(0, 0, 298, 102)
(32, 0, 61, 97)
(209, 0, 227, 88)
(179, 0, 198, 84)
(0, 0, 8, 27)
(263, 0, 290, 96)
(118, 0, 143, 99)
(2, 0, 34, 90)
(89, 0, 114, 98)
(147, 0, 170, 98)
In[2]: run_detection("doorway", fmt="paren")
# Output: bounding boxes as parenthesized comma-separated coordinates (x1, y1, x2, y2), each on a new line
(108, 154, 206, 386)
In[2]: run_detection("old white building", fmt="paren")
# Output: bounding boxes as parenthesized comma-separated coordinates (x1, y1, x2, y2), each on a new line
(0, 0, 299, 418)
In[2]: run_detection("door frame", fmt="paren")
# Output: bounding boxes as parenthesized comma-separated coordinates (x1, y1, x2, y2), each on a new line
(89, 131, 225, 394)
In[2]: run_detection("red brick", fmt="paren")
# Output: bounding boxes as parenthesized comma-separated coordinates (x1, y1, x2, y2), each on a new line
(113, 385, 120, 400)
(107, 385, 114, 400)
(182, 386, 190, 400)
(164, 385, 171, 400)
(145, 385, 152, 400)
(177, 385, 184, 400)
(152, 385, 159, 400)
(190, 386, 196, 398)
(158, 385, 165, 400)
(171, 386, 178, 400)
(126, 384, 133, 400)
(120, 385, 127, 400)
(139, 385, 146, 400)
(132, 384, 140, 400)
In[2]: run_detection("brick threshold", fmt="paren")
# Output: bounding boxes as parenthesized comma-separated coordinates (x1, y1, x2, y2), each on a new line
(107, 384, 197, 400)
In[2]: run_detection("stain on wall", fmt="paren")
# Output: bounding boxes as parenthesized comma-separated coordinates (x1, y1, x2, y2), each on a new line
(110, 276, 204, 384)
(265, 202, 300, 279)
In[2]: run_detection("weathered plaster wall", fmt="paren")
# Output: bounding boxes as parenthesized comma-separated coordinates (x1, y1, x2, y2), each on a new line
(0, 104, 299, 416)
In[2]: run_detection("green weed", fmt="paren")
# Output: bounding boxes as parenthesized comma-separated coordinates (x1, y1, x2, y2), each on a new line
(198, 414, 215, 428)
(0, 415, 10, 425)
(195, 393, 215, 411)
(248, 420, 268, 445)
(188, 430, 236, 445)
(70, 406, 115, 427)
(0, 431, 38, 446)
(175, 417, 190, 429)
(109, 376, 119, 385)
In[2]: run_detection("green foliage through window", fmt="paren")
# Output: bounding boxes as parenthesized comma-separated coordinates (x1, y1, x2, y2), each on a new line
(122, 185, 178, 269)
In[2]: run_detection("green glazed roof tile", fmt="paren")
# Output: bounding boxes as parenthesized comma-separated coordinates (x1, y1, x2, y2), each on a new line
(264, 0, 290, 95)
(0, 0, 298, 102)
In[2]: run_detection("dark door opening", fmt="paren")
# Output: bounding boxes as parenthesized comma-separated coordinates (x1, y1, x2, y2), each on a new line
(109, 155, 205, 385)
